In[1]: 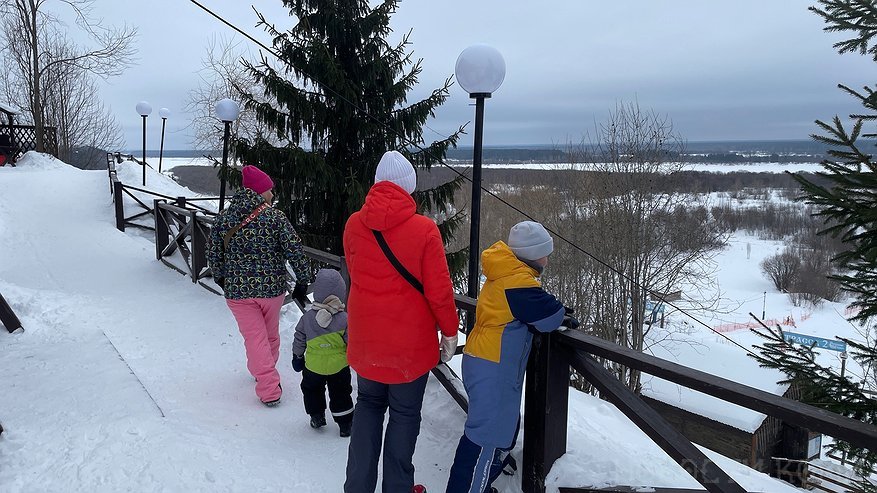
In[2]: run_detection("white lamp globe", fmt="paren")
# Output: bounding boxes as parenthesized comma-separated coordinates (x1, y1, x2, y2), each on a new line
(159, 107, 171, 119)
(454, 45, 506, 96)
(216, 98, 240, 122)
(136, 101, 152, 116)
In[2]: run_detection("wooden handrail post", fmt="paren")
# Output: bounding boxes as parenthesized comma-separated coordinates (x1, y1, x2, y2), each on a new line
(522, 332, 570, 493)
(0, 292, 24, 334)
(154, 200, 168, 261)
(189, 209, 205, 283)
(113, 180, 125, 232)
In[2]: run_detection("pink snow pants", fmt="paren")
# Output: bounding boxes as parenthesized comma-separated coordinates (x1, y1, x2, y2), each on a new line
(226, 294, 285, 403)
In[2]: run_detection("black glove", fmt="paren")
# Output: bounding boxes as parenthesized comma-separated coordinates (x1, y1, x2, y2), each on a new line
(215, 277, 225, 289)
(564, 305, 575, 316)
(291, 282, 309, 305)
(560, 316, 580, 331)
(292, 355, 305, 373)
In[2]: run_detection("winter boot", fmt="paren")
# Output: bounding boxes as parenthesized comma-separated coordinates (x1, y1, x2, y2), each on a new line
(262, 384, 282, 407)
(310, 413, 327, 429)
(338, 419, 352, 437)
(501, 453, 517, 476)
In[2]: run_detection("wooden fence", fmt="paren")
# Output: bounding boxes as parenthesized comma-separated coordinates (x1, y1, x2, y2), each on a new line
(524, 330, 877, 492)
(0, 124, 58, 160)
(108, 152, 217, 233)
(104, 175, 877, 493)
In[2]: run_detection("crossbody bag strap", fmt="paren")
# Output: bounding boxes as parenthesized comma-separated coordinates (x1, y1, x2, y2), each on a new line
(372, 229, 424, 294)
(223, 202, 269, 250)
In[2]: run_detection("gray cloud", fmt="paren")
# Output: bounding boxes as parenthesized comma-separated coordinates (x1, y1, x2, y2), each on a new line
(74, 0, 873, 150)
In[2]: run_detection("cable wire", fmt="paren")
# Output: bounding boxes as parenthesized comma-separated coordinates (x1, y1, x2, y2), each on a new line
(187, 0, 865, 378)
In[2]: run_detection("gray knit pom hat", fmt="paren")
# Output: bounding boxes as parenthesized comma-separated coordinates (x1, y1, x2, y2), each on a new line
(508, 221, 553, 261)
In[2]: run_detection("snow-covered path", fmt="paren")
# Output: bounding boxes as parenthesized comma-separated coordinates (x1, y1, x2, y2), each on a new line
(0, 154, 805, 492)
(0, 156, 464, 491)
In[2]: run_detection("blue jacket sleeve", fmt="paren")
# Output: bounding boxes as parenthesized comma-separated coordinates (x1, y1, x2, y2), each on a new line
(505, 287, 565, 333)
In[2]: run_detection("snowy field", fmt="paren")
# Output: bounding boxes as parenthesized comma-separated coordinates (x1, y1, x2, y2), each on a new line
(0, 152, 845, 492)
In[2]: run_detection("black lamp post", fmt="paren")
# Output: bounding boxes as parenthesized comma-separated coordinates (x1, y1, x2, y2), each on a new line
(455, 45, 506, 308)
(158, 108, 170, 173)
(215, 98, 240, 211)
(136, 101, 152, 186)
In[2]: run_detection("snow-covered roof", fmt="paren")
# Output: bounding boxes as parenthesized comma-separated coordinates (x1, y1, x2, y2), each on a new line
(0, 101, 18, 115)
(642, 328, 790, 433)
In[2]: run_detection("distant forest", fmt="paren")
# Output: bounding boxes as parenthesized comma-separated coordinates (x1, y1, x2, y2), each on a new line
(133, 139, 846, 164)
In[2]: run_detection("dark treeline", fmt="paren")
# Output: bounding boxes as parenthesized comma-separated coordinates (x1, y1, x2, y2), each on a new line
(418, 167, 832, 194)
(443, 148, 566, 163)
(169, 164, 835, 203)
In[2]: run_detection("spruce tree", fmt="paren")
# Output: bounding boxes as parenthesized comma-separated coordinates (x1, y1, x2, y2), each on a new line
(749, 324, 876, 491)
(794, 1, 877, 323)
(751, 2, 877, 490)
(231, 0, 467, 275)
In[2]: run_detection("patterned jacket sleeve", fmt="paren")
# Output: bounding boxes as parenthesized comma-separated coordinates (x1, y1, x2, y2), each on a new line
(278, 214, 312, 284)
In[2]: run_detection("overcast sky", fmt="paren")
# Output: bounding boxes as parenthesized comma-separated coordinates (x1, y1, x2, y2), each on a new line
(68, 1, 874, 150)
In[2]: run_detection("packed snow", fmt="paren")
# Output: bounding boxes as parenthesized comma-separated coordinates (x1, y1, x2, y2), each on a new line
(0, 152, 834, 492)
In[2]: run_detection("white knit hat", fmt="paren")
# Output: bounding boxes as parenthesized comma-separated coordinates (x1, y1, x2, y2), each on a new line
(508, 221, 554, 261)
(375, 150, 416, 194)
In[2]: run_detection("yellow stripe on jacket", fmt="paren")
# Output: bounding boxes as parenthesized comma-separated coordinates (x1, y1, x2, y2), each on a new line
(464, 241, 542, 363)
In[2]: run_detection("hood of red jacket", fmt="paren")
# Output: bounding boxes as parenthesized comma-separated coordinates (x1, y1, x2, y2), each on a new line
(360, 181, 416, 231)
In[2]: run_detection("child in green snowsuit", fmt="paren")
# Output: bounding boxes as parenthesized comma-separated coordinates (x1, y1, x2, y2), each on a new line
(292, 268, 353, 436)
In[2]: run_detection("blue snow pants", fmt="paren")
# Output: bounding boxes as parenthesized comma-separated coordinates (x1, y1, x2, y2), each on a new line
(445, 421, 519, 493)
(344, 373, 429, 493)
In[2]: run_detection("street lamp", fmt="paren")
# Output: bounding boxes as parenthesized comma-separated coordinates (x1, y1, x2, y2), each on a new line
(135, 101, 152, 186)
(455, 44, 505, 308)
(215, 98, 240, 210)
(158, 108, 170, 173)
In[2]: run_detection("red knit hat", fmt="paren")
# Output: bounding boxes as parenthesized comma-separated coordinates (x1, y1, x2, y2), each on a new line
(241, 165, 274, 194)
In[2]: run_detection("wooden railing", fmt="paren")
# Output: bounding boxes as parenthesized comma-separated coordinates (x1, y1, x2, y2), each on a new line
(108, 152, 218, 232)
(523, 329, 877, 493)
(0, 124, 58, 159)
(772, 456, 865, 493)
(151, 201, 474, 413)
(108, 182, 877, 493)
(154, 200, 216, 292)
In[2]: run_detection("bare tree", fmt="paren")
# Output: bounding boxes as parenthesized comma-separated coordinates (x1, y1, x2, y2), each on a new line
(0, 0, 136, 152)
(760, 248, 801, 293)
(185, 36, 275, 158)
(562, 101, 728, 392)
(39, 35, 123, 162)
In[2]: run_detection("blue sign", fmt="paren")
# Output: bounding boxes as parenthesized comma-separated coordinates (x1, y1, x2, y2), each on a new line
(645, 300, 665, 314)
(783, 331, 847, 352)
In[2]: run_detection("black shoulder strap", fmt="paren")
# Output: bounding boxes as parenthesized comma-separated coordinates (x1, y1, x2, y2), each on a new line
(372, 230, 424, 294)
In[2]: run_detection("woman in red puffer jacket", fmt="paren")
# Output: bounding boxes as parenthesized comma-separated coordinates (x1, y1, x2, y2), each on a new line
(342, 150, 459, 493)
